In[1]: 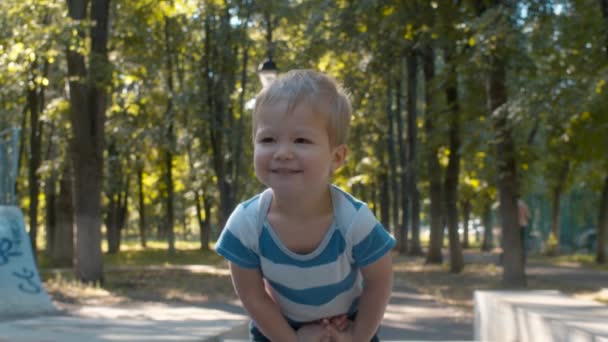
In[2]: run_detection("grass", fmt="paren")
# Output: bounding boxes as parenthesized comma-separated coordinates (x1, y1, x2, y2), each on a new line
(40, 240, 235, 306)
(38, 239, 226, 269)
(532, 253, 608, 271)
(43, 268, 237, 307)
(103, 241, 225, 267)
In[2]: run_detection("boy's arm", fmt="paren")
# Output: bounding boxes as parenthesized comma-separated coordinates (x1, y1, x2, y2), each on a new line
(350, 253, 393, 342)
(229, 262, 299, 342)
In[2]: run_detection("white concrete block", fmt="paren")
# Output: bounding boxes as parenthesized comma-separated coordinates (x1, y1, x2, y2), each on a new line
(0, 206, 56, 318)
(475, 290, 608, 342)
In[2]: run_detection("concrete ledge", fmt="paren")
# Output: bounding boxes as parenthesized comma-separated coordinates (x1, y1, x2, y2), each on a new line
(475, 290, 608, 342)
(0, 206, 57, 318)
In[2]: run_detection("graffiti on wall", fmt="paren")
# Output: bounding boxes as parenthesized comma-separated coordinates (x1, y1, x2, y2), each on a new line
(0, 213, 43, 295)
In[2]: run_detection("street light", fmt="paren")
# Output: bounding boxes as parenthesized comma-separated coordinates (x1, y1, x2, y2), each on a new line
(258, 58, 278, 88)
(258, 10, 278, 89)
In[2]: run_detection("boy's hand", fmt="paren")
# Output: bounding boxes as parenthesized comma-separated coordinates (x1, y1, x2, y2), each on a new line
(326, 324, 354, 342)
(320, 314, 350, 332)
(297, 323, 330, 342)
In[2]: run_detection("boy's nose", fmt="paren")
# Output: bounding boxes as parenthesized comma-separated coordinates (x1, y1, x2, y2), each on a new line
(274, 144, 294, 160)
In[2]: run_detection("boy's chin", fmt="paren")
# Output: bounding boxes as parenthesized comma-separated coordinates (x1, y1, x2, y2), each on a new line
(268, 183, 329, 195)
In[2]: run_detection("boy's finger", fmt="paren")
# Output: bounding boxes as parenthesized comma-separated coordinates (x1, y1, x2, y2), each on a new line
(320, 318, 330, 327)
(337, 320, 349, 331)
(330, 315, 349, 331)
(326, 325, 347, 342)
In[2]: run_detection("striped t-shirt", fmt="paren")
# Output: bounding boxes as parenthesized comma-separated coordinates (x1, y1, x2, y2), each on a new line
(215, 185, 395, 323)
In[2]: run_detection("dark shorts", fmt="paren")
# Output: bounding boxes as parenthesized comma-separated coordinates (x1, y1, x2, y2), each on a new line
(249, 311, 380, 341)
(520, 225, 529, 250)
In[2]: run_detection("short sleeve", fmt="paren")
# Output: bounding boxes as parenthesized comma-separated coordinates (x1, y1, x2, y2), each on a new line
(350, 205, 396, 268)
(215, 204, 261, 269)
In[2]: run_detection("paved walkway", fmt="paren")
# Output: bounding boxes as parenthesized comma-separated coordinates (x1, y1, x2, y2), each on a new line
(380, 286, 471, 341)
(0, 301, 249, 342)
(4, 250, 607, 341)
(0, 284, 473, 341)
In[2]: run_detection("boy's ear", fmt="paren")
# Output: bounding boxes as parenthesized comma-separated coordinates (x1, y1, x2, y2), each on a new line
(331, 144, 348, 171)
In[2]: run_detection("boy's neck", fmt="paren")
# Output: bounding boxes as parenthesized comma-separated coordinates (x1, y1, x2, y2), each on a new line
(270, 185, 333, 219)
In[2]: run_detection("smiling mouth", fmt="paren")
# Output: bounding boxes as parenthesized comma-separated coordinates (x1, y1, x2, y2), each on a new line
(270, 169, 302, 174)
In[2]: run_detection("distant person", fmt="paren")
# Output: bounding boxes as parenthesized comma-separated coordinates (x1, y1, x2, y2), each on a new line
(215, 70, 395, 341)
(518, 198, 532, 260)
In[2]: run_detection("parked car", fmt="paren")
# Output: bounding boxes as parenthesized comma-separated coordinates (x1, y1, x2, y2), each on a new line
(576, 228, 599, 252)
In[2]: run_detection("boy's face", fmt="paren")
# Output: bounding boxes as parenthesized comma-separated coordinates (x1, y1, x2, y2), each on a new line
(253, 100, 346, 197)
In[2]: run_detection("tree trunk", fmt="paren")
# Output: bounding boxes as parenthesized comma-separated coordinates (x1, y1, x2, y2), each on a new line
(164, 16, 176, 255)
(105, 142, 120, 254)
(16, 105, 28, 198)
(194, 189, 207, 251)
(596, 174, 608, 263)
(164, 146, 175, 254)
(395, 62, 409, 254)
(44, 171, 57, 256)
(406, 50, 423, 256)
(481, 202, 493, 251)
(186, 137, 210, 251)
(372, 127, 390, 231)
(27, 59, 43, 257)
(386, 81, 400, 236)
(44, 123, 57, 256)
(444, 125, 463, 274)
(371, 184, 378, 218)
(52, 161, 74, 267)
(549, 161, 569, 255)
(596, 0, 608, 264)
(600, 0, 608, 55)
(202, 194, 213, 249)
(66, 0, 109, 284)
(137, 164, 147, 248)
(204, 16, 234, 229)
(462, 200, 471, 248)
(233, 9, 252, 203)
(379, 172, 390, 230)
(444, 49, 464, 273)
(106, 179, 128, 254)
(40, 59, 50, 256)
(488, 57, 526, 287)
(423, 46, 443, 264)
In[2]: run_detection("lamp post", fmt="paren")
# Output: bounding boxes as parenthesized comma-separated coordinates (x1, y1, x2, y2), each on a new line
(258, 10, 278, 88)
(258, 58, 278, 88)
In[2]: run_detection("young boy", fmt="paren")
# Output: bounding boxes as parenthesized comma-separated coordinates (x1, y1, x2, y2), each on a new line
(215, 70, 395, 342)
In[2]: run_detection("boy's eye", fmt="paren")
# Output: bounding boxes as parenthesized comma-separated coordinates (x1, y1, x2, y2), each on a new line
(294, 138, 312, 144)
(259, 137, 275, 143)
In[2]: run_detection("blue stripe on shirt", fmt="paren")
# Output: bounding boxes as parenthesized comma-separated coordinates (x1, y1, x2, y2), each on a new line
(215, 230, 260, 268)
(259, 227, 346, 267)
(267, 265, 358, 306)
(353, 223, 396, 267)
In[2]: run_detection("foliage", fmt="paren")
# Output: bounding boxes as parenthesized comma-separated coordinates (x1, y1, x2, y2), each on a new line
(1, 0, 606, 266)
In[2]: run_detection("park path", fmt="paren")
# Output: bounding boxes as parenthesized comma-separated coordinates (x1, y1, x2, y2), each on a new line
(379, 285, 472, 341)
(0, 281, 473, 342)
(223, 284, 474, 341)
(6, 251, 608, 341)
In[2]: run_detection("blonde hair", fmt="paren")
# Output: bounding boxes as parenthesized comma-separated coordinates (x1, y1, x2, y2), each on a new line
(252, 70, 352, 147)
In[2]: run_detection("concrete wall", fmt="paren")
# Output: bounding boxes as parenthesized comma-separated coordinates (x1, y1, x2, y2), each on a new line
(475, 290, 608, 342)
(0, 206, 56, 318)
